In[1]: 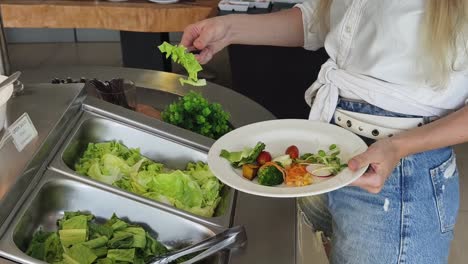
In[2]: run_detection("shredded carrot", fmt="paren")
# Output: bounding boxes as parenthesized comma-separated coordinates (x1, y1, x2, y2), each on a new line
(285, 164, 313, 187)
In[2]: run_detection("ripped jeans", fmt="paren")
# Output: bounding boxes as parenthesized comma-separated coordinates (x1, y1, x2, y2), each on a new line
(299, 99, 460, 264)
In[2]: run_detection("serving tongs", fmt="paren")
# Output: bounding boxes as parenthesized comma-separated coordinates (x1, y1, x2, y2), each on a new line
(150, 226, 247, 264)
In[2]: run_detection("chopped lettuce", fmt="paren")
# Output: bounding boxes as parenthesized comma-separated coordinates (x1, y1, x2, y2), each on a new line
(144, 232, 169, 258)
(26, 231, 63, 263)
(27, 212, 173, 264)
(180, 202, 220, 218)
(158, 42, 205, 87)
(82, 236, 109, 249)
(185, 162, 214, 185)
(58, 212, 93, 229)
(92, 247, 109, 258)
(123, 227, 147, 249)
(96, 258, 114, 264)
(107, 231, 134, 249)
(220, 142, 266, 167)
(62, 215, 88, 230)
(150, 170, 204, 208)
(89, 223, 113, 239)
(59, 215, 89, 247)
(63, 244, 97, 264)
(75, 142, 141, 175)
(105, 214, 128, 231)
(107, 249, 135, 263)
(201, 179, 222, 206)
(74, 141, 223, 217)
(59, 229, 87, 247)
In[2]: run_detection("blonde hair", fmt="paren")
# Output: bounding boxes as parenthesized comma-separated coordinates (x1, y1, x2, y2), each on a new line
(315, 0, 468, 86)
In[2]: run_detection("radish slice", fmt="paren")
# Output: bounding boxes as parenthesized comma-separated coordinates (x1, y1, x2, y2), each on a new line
(306, 164, 332, 177)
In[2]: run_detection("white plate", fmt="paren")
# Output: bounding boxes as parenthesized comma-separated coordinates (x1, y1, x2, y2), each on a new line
(208, 119, 369, 198)
(148, 0, 179, 4)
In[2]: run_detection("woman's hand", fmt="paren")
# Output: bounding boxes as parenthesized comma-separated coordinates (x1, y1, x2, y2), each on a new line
(181, 17, 232, 64)
(181, 8, 305, 64)
(347, 105, 468, 193)
(347, 139, 402, 194)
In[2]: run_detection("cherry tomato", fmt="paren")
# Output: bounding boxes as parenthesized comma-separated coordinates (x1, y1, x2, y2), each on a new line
(256, 151, 272, 165)
(285, 145, 299, 159)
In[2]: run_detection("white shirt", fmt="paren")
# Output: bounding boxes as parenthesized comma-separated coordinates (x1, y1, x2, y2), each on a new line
(295, 0, 468, 122)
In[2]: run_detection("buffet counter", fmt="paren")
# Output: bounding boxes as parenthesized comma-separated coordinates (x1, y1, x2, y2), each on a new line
(0, 66, 296, 264)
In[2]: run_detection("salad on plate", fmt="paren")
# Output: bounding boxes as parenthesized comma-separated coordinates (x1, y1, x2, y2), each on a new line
(220, 142, 348, 187)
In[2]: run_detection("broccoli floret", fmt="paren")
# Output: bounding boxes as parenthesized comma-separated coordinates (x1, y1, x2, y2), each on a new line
(257, 166, 284, 186)
(161, 91, 231, 139)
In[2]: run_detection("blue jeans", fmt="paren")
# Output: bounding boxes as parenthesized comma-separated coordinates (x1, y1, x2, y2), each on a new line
(299, 99, 460, 264)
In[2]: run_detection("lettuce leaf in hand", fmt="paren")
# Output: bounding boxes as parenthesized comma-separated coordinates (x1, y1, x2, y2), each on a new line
(158, 42, 206, 86)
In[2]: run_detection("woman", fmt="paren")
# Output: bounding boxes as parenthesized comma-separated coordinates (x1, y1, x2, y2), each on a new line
(181, 1, 468, 263)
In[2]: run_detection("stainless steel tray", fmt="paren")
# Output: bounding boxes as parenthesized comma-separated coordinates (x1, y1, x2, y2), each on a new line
(0, 170, 227, 264)
(49, 110, 235, 228)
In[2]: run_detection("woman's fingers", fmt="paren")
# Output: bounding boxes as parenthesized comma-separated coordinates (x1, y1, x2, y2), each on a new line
(195, 40, 227, 64)
(196, 47, 213, 65)
(348, 150, 372, 171)
(350, 167, 386, 194)
(181, 24, 200, 49)
(193, 29, 215, 51)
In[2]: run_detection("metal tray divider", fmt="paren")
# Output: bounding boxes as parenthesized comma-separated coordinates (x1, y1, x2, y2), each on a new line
(0, 170, 228, 264)
(48, 165, 228, 229)
(82, 96, 214, 153)
(48, 104, 236, 228)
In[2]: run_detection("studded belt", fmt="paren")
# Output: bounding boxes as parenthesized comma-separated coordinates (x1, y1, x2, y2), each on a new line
(333, 109, 435, 140)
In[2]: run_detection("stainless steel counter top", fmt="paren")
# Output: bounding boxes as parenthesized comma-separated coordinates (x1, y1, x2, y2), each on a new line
(19, 66, 274, 129)
(0, 83, 84, 231)
(0, 66, 296, 264)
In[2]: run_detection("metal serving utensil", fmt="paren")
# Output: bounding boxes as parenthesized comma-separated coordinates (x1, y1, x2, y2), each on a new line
(150, 226, 247, 264)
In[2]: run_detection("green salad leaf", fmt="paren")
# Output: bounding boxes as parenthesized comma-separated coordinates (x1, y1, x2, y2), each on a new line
(59, 215, 89, 247)
(220, 142, 266, 167)
(26, 231, 63, 263)
(298, 144, 348, 174)
(82, 236, 109, 249)
(26, 212, 174, 264)
(63, 244, 97, 264)
(107, 249, 135, 263)
(74, 142, 223, 217)
(158, 42, 205, 86)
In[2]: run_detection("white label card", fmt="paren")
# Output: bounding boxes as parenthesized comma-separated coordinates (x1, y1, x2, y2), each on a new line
(8, 113, 38, 152)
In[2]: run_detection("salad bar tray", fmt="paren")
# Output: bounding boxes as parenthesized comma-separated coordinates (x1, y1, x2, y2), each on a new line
(49, 103, 236, 227)
(0, 170, 226, 264)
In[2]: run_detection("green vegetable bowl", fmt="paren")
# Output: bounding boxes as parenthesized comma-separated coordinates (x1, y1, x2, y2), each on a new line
(161, 91, 233, 140)
(4, 171, 225, 264)
(57, 115, 235, 224)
